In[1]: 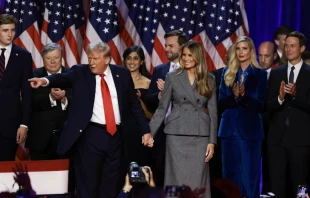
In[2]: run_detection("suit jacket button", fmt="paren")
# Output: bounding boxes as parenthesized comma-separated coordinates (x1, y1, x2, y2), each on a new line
(79, 129, 82, 132)
(184, 109, 187, 111)
(195, 109, 197, 111)
(184, 98, 186, 100)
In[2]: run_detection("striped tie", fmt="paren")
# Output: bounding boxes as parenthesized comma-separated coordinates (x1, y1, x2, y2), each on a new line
(0, 48, 6, 80)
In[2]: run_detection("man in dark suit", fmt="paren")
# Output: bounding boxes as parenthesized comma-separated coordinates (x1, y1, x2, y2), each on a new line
(258, 41, 278, 194)
(26, 43, 71, 160)
(0, 14, 32, 161)
(145, 30, 189, 187)
(266, 31, 310, 198)
(29, 42, 153, 198)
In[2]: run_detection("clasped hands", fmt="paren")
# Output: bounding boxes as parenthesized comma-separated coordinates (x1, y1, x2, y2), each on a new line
(142, 133, 154, 148)
(279, 81, 296, 101)
(51, 88, 66, 104)
(232, 81, 245, 99)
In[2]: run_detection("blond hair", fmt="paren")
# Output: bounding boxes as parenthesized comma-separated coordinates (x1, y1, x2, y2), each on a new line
(224, 36, 260, 87)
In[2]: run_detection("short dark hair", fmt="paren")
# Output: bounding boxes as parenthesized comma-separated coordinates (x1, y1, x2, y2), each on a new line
(273, 25, 294, 40)
(164, 30, 189, 46)
(122, 45, 151, 79)
(0, 14, 18, 26)
(286, 31, 307, 47)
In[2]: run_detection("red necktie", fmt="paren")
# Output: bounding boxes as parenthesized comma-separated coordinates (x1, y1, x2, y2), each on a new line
(0, 48, 6, 80)
(100, 74, 117, 135)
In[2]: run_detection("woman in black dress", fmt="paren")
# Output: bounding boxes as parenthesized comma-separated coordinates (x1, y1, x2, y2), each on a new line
(122, 46, 152, 166)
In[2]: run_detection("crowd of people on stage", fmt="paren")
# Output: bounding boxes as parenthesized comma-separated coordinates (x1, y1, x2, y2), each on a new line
(0, 13, 310, 198)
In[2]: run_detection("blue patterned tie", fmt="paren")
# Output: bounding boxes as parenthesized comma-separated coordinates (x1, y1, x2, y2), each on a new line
(0, 48, 6, 80)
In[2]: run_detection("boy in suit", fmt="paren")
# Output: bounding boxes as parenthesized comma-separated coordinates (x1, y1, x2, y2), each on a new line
(0, 14, 32, 161)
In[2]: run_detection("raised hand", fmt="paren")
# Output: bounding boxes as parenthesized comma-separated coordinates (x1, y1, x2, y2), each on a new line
(232, 82, 240, 98)
(279, 81, 286, 101)
(12, 163, 32, 191)
(239, 82, 245, 97)
(50, 88, 66, 100)
(284, 83, 296, 96)
(28, 78, 47, 88)
(157, 79, 165, 92)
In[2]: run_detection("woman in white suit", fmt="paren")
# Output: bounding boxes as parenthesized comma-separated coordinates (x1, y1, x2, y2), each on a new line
(149, 40, 217, 198)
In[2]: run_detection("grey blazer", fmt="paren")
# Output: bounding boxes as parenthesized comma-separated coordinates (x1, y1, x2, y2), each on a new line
(149, 69, 218, 144)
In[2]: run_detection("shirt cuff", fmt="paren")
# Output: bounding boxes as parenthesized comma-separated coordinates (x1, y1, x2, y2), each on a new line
(42, 77, 49, 87)
(20, 125, 28, 129)
(49, 93, 57, 107)
(278, 96, 284, 105)
(61, 97, 68, 110)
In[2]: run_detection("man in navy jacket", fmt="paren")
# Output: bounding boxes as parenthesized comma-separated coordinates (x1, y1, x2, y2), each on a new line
(29, 42, 153, 198)
(0, 14, 32, 161)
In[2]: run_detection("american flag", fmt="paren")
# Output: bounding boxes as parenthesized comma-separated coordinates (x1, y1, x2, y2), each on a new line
(41, 0, 86, 67)
(4, 0, 43, 69)
(4, 0, 248, 71)
(82, 0, 248, 71)
(80, 0, 122, 64)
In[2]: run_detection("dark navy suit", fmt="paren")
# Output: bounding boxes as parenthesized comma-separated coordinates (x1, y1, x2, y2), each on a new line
(266, 63, 310, 198)
(26, 66, 72, 159)
(145, 62, 170, 112)
(218, 66, 267, 198)
(0, 44, 32, 161)
(46, 64, 150, 198)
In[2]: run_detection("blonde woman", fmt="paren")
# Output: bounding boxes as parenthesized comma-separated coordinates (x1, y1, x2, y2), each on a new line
(218, 36, 268, 198)
(150, 40, 217, 198)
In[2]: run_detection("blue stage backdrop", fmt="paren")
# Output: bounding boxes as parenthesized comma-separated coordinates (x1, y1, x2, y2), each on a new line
(245, 0, 310, 50)
(0, 0, 308, 55)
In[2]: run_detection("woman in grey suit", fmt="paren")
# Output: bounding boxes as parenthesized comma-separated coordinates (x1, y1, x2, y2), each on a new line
(150, 40, 217, 198)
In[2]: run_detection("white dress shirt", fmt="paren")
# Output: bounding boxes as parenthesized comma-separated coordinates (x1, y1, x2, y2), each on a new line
(266, 68, 271, 80)
(90, 66, 121, 125)
(169, 62, 180, 72)
(277, 50, 282, 58)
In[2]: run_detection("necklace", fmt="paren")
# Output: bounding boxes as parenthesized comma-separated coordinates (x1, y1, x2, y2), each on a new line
(134, 73, 142, 81)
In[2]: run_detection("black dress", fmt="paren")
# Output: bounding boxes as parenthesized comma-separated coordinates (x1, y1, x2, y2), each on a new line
(123, 88, 151, 167)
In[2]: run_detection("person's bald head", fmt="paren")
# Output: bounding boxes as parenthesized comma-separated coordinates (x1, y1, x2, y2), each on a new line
(258, 41, 277, 70)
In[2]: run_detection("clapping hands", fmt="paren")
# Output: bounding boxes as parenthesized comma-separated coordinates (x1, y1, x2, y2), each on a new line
(232, 81, 245, 98)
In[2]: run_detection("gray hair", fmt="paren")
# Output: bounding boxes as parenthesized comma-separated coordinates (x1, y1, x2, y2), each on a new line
(41, 43, 62, 57)
(87, 42, 111, 57)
